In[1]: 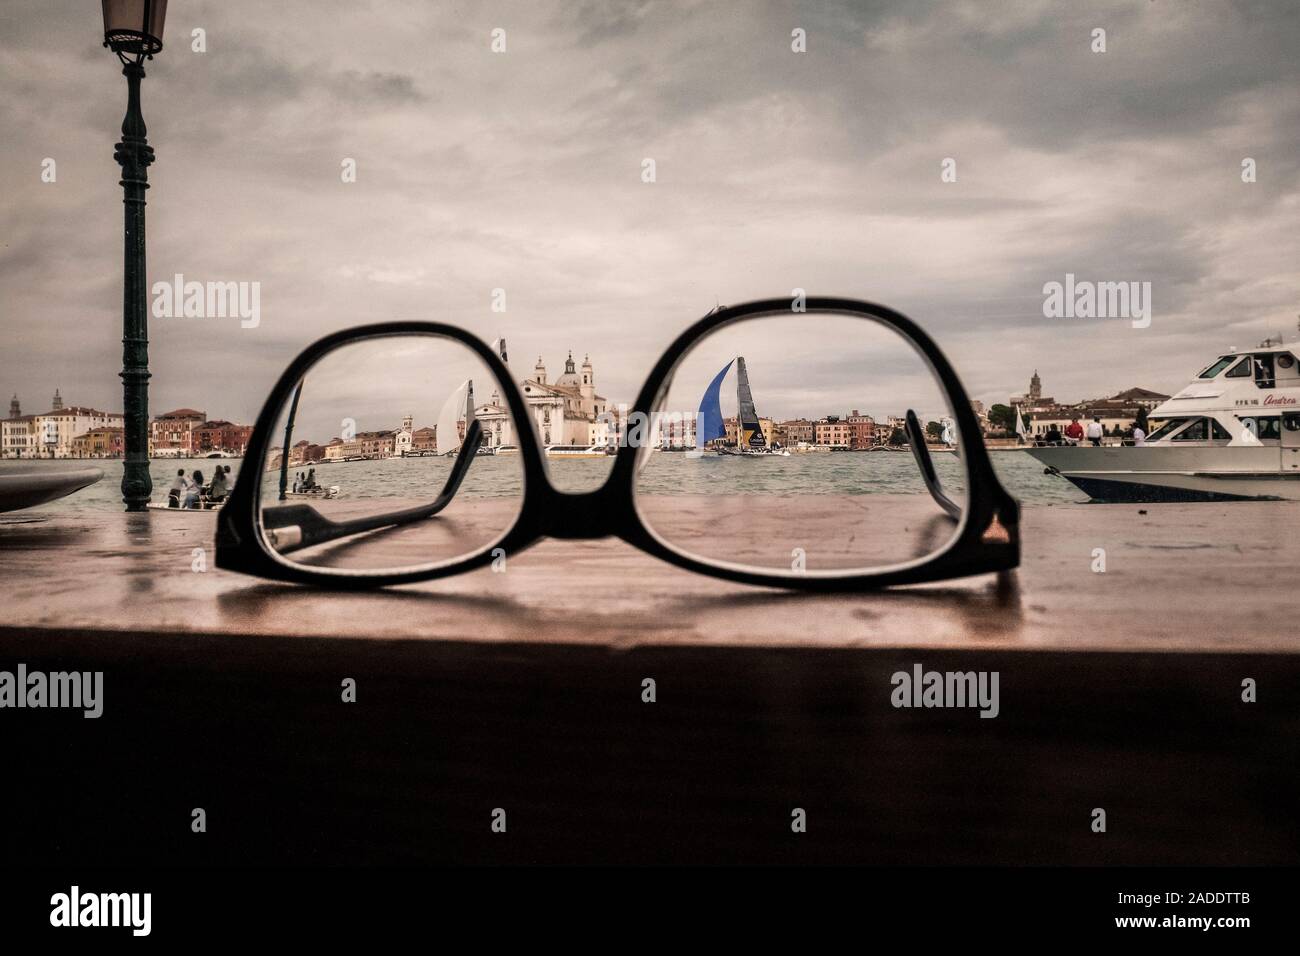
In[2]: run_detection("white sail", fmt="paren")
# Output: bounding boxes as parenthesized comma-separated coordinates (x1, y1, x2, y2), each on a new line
(1015, 404, 1029, 443)
(436, 380, 471, 455)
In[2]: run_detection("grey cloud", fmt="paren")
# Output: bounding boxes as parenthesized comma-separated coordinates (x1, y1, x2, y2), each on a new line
(1, 0, 1297, 425)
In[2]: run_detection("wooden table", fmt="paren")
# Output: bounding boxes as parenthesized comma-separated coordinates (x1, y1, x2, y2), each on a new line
(1, 503, 1297, 864)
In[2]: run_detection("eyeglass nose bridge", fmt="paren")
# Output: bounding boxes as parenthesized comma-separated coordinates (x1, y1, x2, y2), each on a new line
(535, 486, 622, 541)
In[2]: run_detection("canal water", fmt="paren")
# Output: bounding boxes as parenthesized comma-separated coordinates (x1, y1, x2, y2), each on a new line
(17, 449, 1083, 514)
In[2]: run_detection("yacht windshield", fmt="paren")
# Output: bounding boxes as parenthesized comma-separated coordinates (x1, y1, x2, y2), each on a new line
(1226, 358, 1252, 378)
(1171, 419, 1209, 441)
(1198, 356, 1235, 378)
(1145, 418, 1187, 442)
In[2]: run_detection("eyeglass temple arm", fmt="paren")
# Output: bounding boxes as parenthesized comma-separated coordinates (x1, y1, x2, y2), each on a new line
(261, 419, 482, 554)
(906, 409, 961, 521)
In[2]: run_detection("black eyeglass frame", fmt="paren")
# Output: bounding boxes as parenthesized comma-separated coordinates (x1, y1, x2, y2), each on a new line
(215, 297, 1020, 590)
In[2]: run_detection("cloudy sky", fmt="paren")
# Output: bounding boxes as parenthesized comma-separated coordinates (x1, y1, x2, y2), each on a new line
(2, 0, 1298, 427)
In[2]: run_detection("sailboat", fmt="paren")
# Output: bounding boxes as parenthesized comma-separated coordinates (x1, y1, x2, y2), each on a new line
(437, 379, 492, 457)
(695, 356, 790, 457)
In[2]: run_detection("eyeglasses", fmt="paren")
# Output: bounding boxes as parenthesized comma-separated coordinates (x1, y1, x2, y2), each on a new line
(215, 297, 1019, 590)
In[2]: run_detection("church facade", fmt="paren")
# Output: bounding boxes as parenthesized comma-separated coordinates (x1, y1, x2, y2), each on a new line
(475, 353, 611, 449)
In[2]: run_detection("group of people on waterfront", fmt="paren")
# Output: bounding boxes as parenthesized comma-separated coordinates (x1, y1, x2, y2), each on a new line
(166, 466, 233, 509)
(1037, 416, 1146, 447)
(292, 468, 319, 493)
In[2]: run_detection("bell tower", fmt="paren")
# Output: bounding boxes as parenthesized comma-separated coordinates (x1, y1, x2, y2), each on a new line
(8, 395, 19, 418)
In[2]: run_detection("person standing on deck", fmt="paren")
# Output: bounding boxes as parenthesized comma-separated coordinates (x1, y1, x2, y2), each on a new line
(1132, 423, 1146, 446)
(1064, 417, 1084, 445)
(1086, 417, 1104, 447)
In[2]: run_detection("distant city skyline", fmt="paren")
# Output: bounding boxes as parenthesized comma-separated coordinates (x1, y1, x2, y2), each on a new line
(0, 361, 1186, 435)
(3, 1, 1297, 426)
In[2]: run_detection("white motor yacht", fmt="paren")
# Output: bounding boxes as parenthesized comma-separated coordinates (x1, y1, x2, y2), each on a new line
(1026, 340, 1300, 501)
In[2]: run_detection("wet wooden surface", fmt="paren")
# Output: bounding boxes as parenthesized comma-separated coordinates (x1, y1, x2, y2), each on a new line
(2, 503, 1297, 865)
(1, 501, 1298, 650)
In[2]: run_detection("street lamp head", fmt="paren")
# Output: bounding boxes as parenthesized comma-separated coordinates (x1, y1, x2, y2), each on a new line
(102, 0, 168, 61)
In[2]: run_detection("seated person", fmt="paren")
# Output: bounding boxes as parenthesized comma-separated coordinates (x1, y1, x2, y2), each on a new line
(181, 470, 203, 509)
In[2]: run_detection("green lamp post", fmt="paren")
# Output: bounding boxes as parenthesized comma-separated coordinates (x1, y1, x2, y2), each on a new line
(102, 0, 168, 511)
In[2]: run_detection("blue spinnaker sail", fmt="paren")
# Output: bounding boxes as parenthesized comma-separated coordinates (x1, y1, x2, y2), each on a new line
(697, 359, 735, 450)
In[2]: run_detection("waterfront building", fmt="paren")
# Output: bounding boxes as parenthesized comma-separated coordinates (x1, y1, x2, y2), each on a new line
(602, 403, 628, 451)
(286, 440, 313, 466)
(150, 408, 207, 457)
(148, 409, 256, 457)
(411, 426, 437, 454)
(476, 352, 610, 449)
(3, 393, 129, 458)
(33, 402, 124, 458)
(879, 416, 909, 444)
(656, 412, 696, 450)
(393, 415, 414, 457)
(299, 443, 326, 464)
(337, 430, 397, 460)
(70, 427, 125, 458)
(1, 415, 36, 458)
(190, 420, 253, 456)
(2, 395, 32, 457)
(814, 416, 852, 448)
(1106, 387, 1169, 412)
(780, 419, 815, 445)
(846, 410, 877, 449)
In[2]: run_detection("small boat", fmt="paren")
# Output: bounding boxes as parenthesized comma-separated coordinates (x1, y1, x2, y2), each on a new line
(1026, 338, 1300, 501)
(285, 485, 340, 500)
(716, 446, 790, 457)
(147, 499, 225, 512)
(544, 444, 608, 458)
